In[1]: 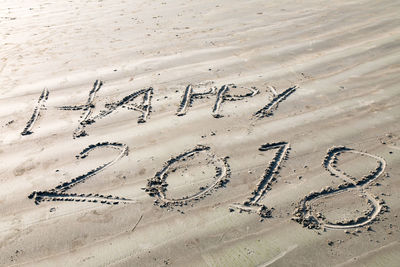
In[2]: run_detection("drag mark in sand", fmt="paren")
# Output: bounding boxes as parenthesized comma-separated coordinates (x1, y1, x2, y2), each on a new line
(212, 84, 259, 118)
(58, 80, 102, 112)
(177, 83, 259, 117)
(257, 244, 298, 267)
(20, 88, 49, 136)
(230, 142, 290, 218)
(292, 146, 388, 230)
(253, 86, 297, 119)
(144, 145, 230, 209)
(74, 86, 153, 138)
(28, 142, 135, 205)
(58, 80, 103, 133)
(176, 84, 217, 116)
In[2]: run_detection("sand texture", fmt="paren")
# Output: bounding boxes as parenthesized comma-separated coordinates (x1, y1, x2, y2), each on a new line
(1, 0, 400, 266)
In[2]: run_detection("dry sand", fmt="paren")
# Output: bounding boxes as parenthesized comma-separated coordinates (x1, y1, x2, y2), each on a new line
(1, 0, 400, 266)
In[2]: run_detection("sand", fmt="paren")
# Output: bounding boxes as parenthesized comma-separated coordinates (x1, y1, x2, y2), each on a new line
(1, 0, 400, 266)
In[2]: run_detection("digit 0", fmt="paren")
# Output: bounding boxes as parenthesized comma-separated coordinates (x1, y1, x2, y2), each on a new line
(144, 145, 230, 208)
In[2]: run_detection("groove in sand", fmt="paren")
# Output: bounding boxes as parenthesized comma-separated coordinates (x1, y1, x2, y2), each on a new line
(28, 142, 135, 205)
(21, 88, 49, 136)
(292, 146, 387, 230)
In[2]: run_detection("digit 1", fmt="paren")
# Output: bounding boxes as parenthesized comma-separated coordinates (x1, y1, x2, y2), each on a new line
(230, 142, 290, 218)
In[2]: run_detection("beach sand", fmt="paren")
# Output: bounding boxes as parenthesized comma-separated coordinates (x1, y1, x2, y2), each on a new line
(1, 0, 400, 266)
